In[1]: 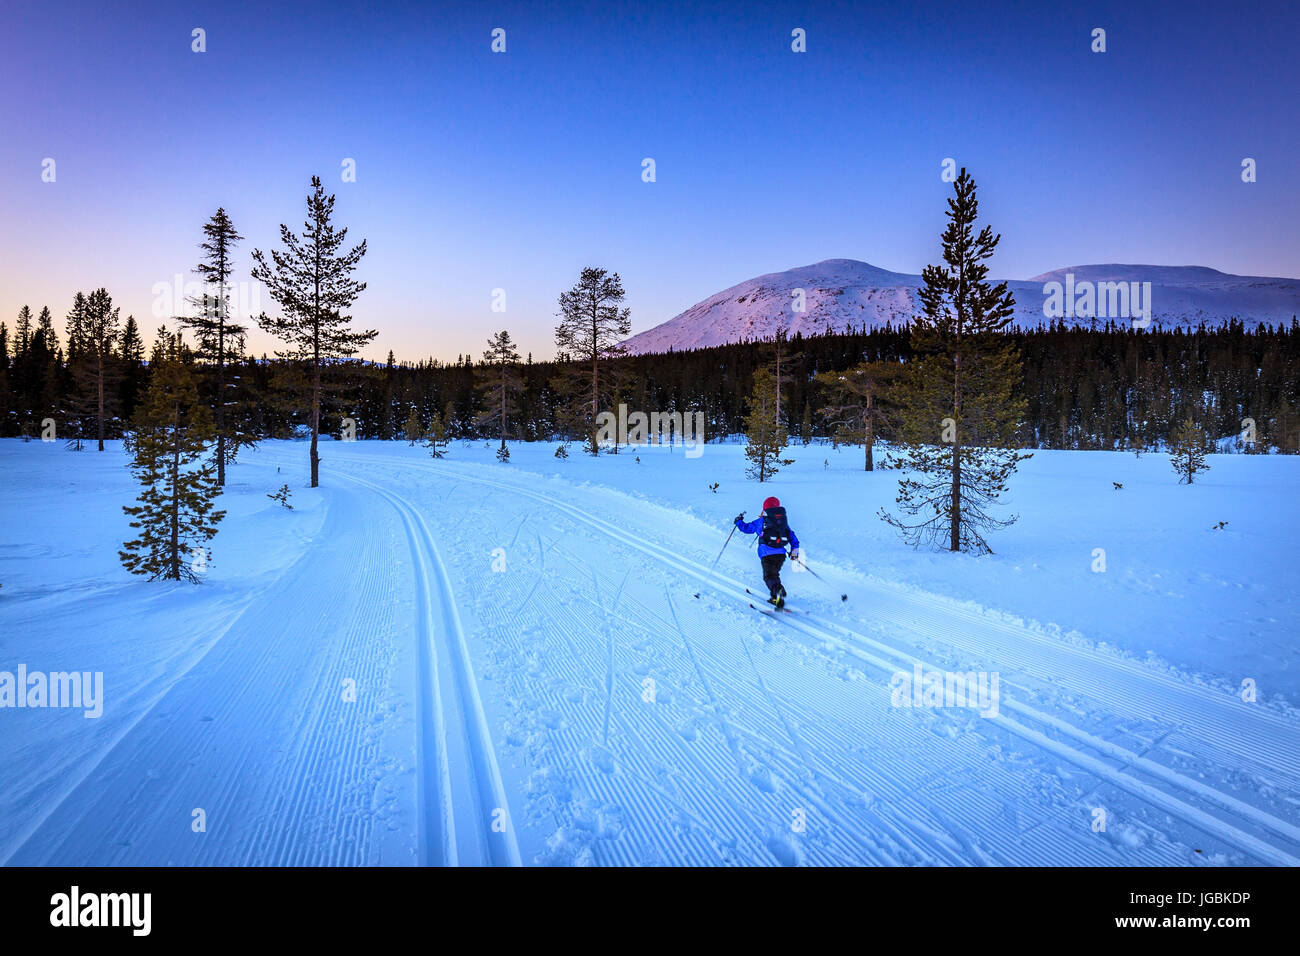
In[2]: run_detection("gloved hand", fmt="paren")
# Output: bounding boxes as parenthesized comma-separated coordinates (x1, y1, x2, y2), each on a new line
(734, 513, 744, 524)
(790, 550, 800, 562)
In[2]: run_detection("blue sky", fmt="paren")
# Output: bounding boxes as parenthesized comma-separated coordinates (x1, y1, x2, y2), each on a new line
(2, 0, 1296, 361)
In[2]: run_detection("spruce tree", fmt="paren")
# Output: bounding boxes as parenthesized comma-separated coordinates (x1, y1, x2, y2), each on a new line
(743, 368, 794, 482)
(0, 324, 7, 434)
(149, 324, 170, 366)
(35, 307, 57, 354)
(119, 315, 144, 363)
(476, 330, 522, 461)
(179, 208, 247, 485)
(555, 267, 631, 455)
(119, 337, 226, 582)
(118, 315, 146, 421)
(64, 294, 87, 364)
(880, 169, 1030, 554)
(1169, 414, 1211, 484)
(252, 176, 376, 487)
(14, 306, 32, 356)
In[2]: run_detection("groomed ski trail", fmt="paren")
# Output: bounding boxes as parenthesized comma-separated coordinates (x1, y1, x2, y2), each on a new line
(330, 448, 1300, 866)
(337, 470, 521, 867)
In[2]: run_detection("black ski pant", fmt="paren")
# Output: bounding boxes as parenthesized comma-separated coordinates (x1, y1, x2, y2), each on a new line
(760, 553, 786, 599)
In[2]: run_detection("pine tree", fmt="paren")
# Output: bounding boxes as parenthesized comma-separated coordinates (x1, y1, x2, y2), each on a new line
(179, 208, 247, 485)
(800, 401, 812, 444)
(70, 288, 122, 451)
(1169, 414, 1211, 484)
(555, 267, 631, 455)
(476, 330, 522, 460)
(403, 405, 422, 445)
(880, 169, 1030, 554)
(253, 176, 376, 487)
(816, 360, 900, 470)
(743, 368, 794, 482)
(425, 408, 448, 458)
(119, 337, 226, 582)
(769, 330, 802, 428)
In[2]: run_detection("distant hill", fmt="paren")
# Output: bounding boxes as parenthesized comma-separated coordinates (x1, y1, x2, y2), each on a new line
(622, 259, 1300, 354)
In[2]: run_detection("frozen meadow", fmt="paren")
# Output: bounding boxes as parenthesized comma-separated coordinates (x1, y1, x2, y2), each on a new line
(1, 438, 1297, 866)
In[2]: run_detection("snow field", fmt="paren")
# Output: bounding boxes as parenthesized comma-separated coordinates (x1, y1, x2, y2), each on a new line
(1, 438, 1297, 865)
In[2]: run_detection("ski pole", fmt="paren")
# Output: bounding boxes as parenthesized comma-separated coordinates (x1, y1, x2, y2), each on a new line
(789, 551, 825, 579)
(790, 551, 849, 601)
(711, 513, 742, 570)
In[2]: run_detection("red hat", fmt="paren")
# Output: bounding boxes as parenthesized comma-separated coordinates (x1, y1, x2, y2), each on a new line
(762, 496, 780, 511)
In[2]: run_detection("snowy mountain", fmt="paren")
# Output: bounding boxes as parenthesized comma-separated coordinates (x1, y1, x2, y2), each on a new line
(622, 259, 1300, 354)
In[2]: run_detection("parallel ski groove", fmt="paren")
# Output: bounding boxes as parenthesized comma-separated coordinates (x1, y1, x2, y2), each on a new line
(341, 470, 522, 867)
(351, 453, 1300, 866)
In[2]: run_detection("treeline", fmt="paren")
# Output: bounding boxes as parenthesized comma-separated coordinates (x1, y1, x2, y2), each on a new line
(2, 313, 1298, 453)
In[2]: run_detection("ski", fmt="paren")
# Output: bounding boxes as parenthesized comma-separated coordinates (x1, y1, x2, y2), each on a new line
(748, 602, 799, 615)
(746, 590, 794, 614)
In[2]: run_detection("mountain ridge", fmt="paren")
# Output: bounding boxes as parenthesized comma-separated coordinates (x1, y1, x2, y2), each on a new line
(622, 259, 1300, 355)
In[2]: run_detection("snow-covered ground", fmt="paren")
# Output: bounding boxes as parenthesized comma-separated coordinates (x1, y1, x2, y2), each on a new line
(1, 438, 1297, 866)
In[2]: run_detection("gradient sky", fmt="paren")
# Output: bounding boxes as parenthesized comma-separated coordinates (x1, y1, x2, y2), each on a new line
(2, 0, 1297, 363)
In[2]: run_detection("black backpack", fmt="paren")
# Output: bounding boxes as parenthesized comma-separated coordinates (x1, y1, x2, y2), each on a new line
(761, 507, 790, 549)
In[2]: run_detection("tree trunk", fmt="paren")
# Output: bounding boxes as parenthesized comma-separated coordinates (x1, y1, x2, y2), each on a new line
(865, 392, 874, 471)
(216, 242, 228, 486)
(97, 355, 105, 451)
(775, 344, 781, 426)
(951, 350, 962, 552)
(311, 270, 321, 488)
(216, 320, 226, 486)
(170, 404, 182, 579)
(589, 304, 599, 456)
(311, 359, 320, 487)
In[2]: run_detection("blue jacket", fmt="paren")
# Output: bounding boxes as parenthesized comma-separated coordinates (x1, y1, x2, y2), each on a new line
(735, 513, 800, 558)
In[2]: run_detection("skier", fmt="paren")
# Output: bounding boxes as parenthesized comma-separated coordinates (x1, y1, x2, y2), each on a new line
(734, 496, 799, 609)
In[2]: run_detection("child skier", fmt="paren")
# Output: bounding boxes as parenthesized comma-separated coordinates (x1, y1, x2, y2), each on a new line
(734, 496, 800, 608)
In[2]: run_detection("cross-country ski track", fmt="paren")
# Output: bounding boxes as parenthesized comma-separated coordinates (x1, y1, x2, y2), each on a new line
(4, 441, 1297, 867)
